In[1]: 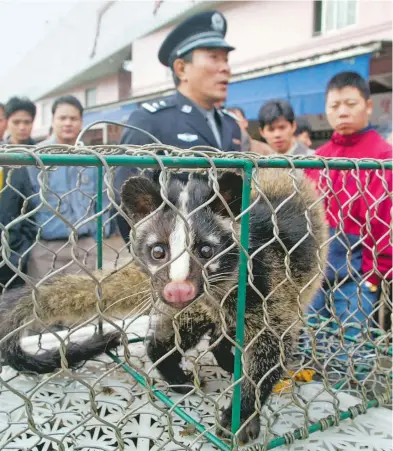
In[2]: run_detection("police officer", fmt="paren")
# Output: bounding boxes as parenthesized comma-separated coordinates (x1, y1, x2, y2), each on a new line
(120, 10, 240, 150)
(116, 10, 242, 243)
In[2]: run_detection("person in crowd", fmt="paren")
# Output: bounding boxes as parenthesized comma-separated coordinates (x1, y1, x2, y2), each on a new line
(0, 103, 7, 143)
(0, 97, 37, 289)
(0, 165, 36, 292)
(115, 10, 243, 244)
(294, 117, 313, 149)
(27, 95, 111, 280)
(258, 99, 312, 156)
(226, 106, 272, 155)
(226, 106, 249, 131)
(306, 71, 392, 338)
(120, 10, 241, 151)
(4, 97, 36, 145)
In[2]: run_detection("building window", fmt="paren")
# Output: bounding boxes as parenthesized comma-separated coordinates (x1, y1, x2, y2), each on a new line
(85, 87, 97, 107)
(314, 0, 357, 35)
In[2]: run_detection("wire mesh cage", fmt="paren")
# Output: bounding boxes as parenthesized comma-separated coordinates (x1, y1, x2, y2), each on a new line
(0, 144, 391, 451)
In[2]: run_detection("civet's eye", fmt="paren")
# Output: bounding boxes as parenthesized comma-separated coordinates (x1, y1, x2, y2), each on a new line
(198, 244, 214, 259)
(151, 245, 166, 260)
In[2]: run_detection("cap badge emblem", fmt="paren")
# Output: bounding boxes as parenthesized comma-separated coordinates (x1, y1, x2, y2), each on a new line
(211, 12, 224, 32)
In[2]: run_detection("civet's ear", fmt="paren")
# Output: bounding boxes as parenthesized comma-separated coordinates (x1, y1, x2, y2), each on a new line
(209, 172, 243, 216)
(121, 176, 162, 221)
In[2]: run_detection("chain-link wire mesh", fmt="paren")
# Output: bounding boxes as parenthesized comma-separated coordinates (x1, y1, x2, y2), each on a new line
(0, 144, 391, 451)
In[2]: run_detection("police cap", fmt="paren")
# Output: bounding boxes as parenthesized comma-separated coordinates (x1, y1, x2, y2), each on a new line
(158, 10, 235, 67)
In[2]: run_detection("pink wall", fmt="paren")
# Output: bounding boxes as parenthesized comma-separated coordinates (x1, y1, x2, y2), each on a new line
(131, 25, 174, 97)
(222, 0, 313, 70)
(357, 0, 392, 28)
(33, 72, 126, 138)
(97, 73, 120, 104)
(131, 0, 392, 96)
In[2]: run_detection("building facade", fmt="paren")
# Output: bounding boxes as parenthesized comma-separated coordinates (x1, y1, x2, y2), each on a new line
(5, 0, 390, 145)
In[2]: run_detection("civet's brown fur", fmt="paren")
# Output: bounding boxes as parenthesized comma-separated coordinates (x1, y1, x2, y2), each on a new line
(0, 264, 150, 373)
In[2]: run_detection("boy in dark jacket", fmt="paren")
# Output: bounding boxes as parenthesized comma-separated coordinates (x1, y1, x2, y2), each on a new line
(0, 166, 36, 291)
(4, 97, 36, 145)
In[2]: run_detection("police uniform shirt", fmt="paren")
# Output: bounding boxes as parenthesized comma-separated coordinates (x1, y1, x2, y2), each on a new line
(119, 91, 241, 151)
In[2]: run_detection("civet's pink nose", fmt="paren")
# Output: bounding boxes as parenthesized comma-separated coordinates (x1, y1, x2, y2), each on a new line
(163, 281, 196, 307)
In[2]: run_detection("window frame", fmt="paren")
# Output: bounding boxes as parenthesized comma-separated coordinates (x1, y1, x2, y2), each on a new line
(314, 0, 359, 35)
(85, 87, 97, 108)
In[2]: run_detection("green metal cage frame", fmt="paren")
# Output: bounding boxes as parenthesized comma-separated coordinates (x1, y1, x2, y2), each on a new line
(0, 152, 391, 451)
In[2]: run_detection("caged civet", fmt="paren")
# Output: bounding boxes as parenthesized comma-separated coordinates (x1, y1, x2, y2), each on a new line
(121, 168, 328, 443)
(0, 168, 328, 444)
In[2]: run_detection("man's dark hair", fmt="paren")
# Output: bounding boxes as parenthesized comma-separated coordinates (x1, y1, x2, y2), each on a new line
(227, 106, 246, 118)
(172, 51, 194, 86)
(52, 95, 83, 116)
(258, 99, 295, 129)
(294, 117, 312, 136)
(4, 97, 36, 120)
(326, 71, 370, 100)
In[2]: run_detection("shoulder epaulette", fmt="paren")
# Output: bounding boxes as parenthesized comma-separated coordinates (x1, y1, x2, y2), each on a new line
(221, 108, 240, 121)
(141, 99, 174, 114)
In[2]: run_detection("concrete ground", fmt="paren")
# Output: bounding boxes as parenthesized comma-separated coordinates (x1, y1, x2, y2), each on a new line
(101, 234, 132, 269)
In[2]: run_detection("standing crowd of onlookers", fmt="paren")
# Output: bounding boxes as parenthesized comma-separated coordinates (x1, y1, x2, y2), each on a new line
(0, 7, 391, 339)
(224, 73, 391, 334)
(0, 95, 112, 292)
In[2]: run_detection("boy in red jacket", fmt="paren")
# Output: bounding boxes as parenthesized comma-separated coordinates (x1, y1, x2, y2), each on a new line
(306, 72, 392, 339)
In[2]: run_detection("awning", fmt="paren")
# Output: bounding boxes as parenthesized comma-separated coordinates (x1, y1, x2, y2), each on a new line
(226, 53, 372, 119)
(82, 102, 137, 128)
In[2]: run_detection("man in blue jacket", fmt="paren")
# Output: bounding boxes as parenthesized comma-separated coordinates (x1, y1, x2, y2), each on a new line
(27, 95, 111, 280)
